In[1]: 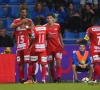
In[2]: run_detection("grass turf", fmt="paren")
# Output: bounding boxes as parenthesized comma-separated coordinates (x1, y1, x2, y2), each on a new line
(0, 83, 100, 90)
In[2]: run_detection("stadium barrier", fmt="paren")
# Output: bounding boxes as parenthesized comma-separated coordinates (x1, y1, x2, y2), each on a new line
(0, 46, 93, 83)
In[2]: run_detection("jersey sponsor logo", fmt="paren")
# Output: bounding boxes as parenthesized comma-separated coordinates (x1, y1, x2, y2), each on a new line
(41, 57, 47, 62)
(92, 28, 100, 31)
(31, 56, 38, 61)
(35, 44, 45, 49)
(94, 46, 100, 49)
(35, 27, 46, 31)
(24, 55, 30, 60)
(17, 43, 26, 49)
(16, 27, 26, 31)
(93, 55, 100, 61)
(17, 56, 20, 62)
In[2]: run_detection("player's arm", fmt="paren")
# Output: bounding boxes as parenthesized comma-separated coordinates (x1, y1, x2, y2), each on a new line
(10, 19, 28, 29)
(26, 20, 34, 30)
(76, 34, 89, 44)
(59, 33, 64, 49)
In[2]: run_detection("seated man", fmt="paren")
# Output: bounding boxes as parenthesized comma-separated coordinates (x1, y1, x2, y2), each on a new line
(72, 43, 93, 82)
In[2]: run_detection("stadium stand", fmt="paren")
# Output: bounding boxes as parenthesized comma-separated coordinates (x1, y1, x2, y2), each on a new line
(63, 32, 76, 44)
(78, 32, 86, 39)
(25, 0, 35, 5)
(0, 0, 6, 5)
(5, 0, 20, 5)
(0, 7, 6, 18)
(71, 0, 80, 5)
(7, 7, 19, 18)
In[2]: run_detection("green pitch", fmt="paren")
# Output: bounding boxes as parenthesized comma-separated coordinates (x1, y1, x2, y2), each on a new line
(0, 83, 100, 90)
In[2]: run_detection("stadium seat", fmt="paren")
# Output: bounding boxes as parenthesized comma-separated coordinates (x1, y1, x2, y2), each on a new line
(28, 6, 34, 14)
(63, 32, 76, 44)
(0, 0, 6, 5)
(44, 6, 50, 15)
(78, 32, 86, 39)
(0, 7, 6, 18)
(7, 7, 19, 18)
(71, 0, 80, 5)
(25, 0, 35, 5)
(5, 0, 20, 5)
(3, 19, 13, 30)
(98, 19, 100, 26)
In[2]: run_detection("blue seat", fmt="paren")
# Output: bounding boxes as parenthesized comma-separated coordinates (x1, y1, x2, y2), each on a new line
(7, 7, 19, 18)
(5, 0, 20, 5)
(78, 32, 86, 39)
(0, 7, 6, 18)
(98, 19, 100, 26)
(28, 6, 34, 14)
(0, 0, 6, 5)
(71, 0, 80, 5)
(3, 20, 13, 30)
(25, 0, 35, 5)
(44, 6, 50, 15)
(63, 32, 76, 44)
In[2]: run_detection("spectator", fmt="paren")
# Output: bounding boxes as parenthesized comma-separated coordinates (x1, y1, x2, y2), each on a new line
(80, 0, 98, 10)
(66, 3, 81, 32)
(32, 2, 47, 25)
(52, 3, 67, 35)
(72, 43, 93, 82)
(15, 2, 32, 19)
(0, 28, 14, 47)
(81, 3, 98, 32)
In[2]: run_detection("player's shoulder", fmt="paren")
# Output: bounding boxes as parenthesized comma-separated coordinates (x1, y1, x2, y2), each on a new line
(88, 26, 100, 31)
(14, 18, 20, 21)
(43, 24, 48, 26)
(54, 23, 60, 26)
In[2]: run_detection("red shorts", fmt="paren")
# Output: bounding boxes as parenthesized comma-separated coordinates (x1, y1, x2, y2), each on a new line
(90, 51, 100, 63)
(30, 51, 47, 64)
(17, 49, 30, 64)
(47, 50, 62, 63)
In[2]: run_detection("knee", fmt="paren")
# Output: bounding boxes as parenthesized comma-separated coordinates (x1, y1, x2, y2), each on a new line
(56, 61, 61, 66)
(72, 64, 76, 69)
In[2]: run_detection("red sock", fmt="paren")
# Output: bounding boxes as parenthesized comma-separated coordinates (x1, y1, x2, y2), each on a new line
(93, 64, 99, 80)
(18, 65, 24, 80)
(28, 65, 33, 80)
(42, 65, 46, 80)
(56, 65, 62, 78)
(50, 68, 56, 80)
(32, 64, 36, 75)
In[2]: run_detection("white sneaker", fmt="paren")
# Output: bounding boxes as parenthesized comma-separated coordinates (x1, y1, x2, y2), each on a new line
(42, 80, 46, 83)
(88, 80, 97, 83)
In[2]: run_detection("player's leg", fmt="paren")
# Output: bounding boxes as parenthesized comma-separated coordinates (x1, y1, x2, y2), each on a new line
(88, 64, 93, 80)
(39, 52, 47, 83)
(17, 50, 25, 83)
(47, 51, 56, 82)
(72, 64, 78, 82)
(55, 52, 62, 82)
(91, 54, 100, 81)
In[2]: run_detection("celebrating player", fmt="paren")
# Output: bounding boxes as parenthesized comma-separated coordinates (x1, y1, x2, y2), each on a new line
(10, 7, 34, 83)
(76, 16, 100, 82)
(24, 16, 47, 84)
(44, 13, 64, 83)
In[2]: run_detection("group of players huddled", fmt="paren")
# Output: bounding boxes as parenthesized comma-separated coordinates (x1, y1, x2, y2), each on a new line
(10, 7, 64, 84)
(10, 6, 100, 84)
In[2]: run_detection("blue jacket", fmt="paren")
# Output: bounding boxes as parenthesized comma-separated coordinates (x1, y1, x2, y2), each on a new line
(72, 50, 91, 66)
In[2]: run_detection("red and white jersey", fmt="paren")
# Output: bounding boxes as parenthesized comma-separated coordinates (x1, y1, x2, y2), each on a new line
(84, 26, 100, 53)
(15, 27, 30, 51)
(44, 23, 62, 51)
(31, 26, 47, 52)
(12, 18, 33, 51)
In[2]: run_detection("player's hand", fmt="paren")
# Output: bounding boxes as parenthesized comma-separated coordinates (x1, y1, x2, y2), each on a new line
(21, 19, 28, 24)
(62, 43, 64, 49)
(83, 64, 87, 69)
(79, 64, 84, 68)
(76, 40, 80, 44)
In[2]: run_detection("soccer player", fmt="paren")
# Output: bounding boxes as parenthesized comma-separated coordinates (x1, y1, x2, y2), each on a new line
(76, 16, 100, 82)
(24, 16, 47, 84)
(44, 13, 64, 83)
(10, 7, 34, 83)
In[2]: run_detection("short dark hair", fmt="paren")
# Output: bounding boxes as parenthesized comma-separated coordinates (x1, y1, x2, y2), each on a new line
(34, 16, 41, 25)
(79, 43, 86, 47)
(91, 16, 99, 25)
(46, 13, 54, 18)
(20, 7, 27, 12)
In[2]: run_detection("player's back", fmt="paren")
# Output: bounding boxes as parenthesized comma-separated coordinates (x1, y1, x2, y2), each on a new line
(89, 26, 100, 46)
(31, 26, 47, 52)
(15, 27, 30, 51)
